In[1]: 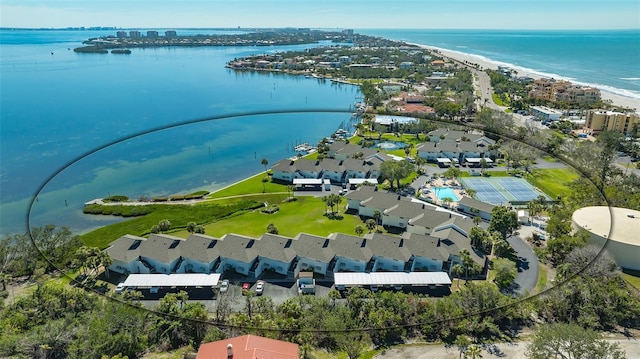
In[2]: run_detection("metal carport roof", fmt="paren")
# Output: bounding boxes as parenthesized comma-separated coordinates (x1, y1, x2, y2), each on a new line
(334, 272, 451, 286)
(122, 273, 221, 288)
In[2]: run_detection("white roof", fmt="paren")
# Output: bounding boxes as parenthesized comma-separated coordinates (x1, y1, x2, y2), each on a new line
(122, 273, 221, 288)
(374, 115, 418, 125)
(334, 272, 451, 286)
(437, 158, 451, 163)
(293, 178, 323, 185)
(348, 178, 379, 185)
(465, 158, 493, 163)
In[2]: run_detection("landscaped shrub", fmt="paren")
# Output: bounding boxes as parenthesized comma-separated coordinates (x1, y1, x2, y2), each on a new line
(261, 205, 280, 214)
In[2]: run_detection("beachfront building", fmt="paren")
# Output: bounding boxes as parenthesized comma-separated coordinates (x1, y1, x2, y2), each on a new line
(585, 110, 640, 134)
(531, 106, 562, 122)
(556, 85, 601, 103)
(528, 78, 571, 101)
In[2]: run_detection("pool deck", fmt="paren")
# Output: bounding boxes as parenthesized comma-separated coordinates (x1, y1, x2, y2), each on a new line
(417, 177, 466, 208)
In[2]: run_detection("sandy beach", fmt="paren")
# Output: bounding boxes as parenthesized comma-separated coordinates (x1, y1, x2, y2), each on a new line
(413, 43, 640, 114)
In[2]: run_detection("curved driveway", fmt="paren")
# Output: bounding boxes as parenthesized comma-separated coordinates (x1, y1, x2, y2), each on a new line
(507, 228, 539, 295)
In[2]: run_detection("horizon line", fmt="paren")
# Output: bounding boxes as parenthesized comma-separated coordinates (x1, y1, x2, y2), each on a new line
(2, 26, 639, 31)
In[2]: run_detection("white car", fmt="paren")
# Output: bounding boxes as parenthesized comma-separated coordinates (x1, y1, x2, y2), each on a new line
(115, 282, 125, 293)
(219, 279, 229, 293)
(255, 280, 265, 295)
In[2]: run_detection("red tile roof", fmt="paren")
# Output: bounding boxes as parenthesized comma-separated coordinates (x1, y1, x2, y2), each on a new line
(196, 334, 299, 359)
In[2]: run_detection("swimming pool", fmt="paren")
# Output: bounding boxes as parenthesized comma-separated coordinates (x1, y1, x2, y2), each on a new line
(434, 187, 459, 202)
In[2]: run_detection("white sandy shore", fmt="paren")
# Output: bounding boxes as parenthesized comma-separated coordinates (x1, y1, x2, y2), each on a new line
(412, 43, 640, 114)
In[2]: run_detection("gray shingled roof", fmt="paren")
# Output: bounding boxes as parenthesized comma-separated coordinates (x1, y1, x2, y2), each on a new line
(365, 233, 411, 262)
(408, 210, 453, 230)
(431, 229, 485, 266)
(271, 158, 296, 173)
(138, 234, 185, 263)
(256, 233, 297, 263)
(294, 159, 322, 173)
(219, 234, 259, 263)
(328, 233, 373, 262)
(106, 234, 146, 263)
(344, 185, 377, 201)
(458, 196, 496, 214)
(343, 158, 370, 173)
(292, 233, 335, 262)
(401, 232, 449, 262)
(320, 158, 344, 173)
(180, 234, 223, 263)
(360, 191, 407, 210)
(384, 201, 428, 220)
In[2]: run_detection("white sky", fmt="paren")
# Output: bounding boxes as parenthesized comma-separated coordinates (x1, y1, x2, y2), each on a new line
(1, 0, 639, 30)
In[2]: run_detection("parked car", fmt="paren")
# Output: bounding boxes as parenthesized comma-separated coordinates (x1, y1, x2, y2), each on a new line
(255, 280, 265, 295)
(115, 282, 125, 293)
(242, 282, 250, 295)
(219, 279, 229, 293)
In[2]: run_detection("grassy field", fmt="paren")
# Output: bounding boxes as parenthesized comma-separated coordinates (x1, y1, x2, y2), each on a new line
(525, 167, 579, 199)
(80, 200, 263, 248)
(171, 196, 365, 239)
(207, 172, 287, 199)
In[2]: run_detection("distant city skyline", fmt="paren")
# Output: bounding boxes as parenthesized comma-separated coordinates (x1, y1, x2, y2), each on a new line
(1, 0, 639, 30)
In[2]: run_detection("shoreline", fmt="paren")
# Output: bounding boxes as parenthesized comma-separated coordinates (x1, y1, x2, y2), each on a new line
(410, 42, 640, 114)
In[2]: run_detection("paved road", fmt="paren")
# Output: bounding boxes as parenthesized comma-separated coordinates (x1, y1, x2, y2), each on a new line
(508, 225, 540, 295)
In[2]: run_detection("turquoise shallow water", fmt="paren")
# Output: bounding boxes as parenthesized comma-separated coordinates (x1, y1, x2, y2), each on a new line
(359, 29, 640, 100)
(434, 187, 459, 202)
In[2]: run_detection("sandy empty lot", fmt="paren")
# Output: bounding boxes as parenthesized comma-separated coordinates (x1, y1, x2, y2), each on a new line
(375, 340, 640, 359)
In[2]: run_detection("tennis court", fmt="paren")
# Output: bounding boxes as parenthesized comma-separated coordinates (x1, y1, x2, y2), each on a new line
(459, 177, 550, 205)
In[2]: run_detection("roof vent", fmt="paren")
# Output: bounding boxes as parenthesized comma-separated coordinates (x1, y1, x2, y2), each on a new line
(627, 213, 635, 218)
(227, 343, 233, 358)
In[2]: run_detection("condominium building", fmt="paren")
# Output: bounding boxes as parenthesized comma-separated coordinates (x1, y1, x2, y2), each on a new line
(585, 110, 640, 134)
(556, 85, 601, 104)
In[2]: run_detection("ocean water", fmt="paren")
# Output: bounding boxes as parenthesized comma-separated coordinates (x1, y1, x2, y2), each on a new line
(2, 28, 639, 236)
(0, 29, 360, 235)
(359, 29, 640, 101)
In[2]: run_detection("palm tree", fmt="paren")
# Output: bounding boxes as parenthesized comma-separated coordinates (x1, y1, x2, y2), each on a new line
(465, 344, 483, 359)
(373, 209, 382, 231)
(355, 225, 364, 237)
(459, 249, 474, 283)
(261, 158, 269, 173)
(442, 197, 453, 208)
(261, 177, 268, 193)
(365, 219, 376, 233)
(451, 264, 464, 288)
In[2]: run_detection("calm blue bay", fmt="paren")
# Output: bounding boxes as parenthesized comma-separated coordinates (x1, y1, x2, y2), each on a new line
(2, 28, 639, 236)
(0, 29, 360, 235)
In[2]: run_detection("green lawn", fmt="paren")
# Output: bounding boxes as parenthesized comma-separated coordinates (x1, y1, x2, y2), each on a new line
(80, 200, 263, 248)
(622, 271, 640, 290)
(525, 168, 579, 199)
(171, 196, 365, 239)
(535, 264, 548, 293)
(207, 172, 288, 199)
